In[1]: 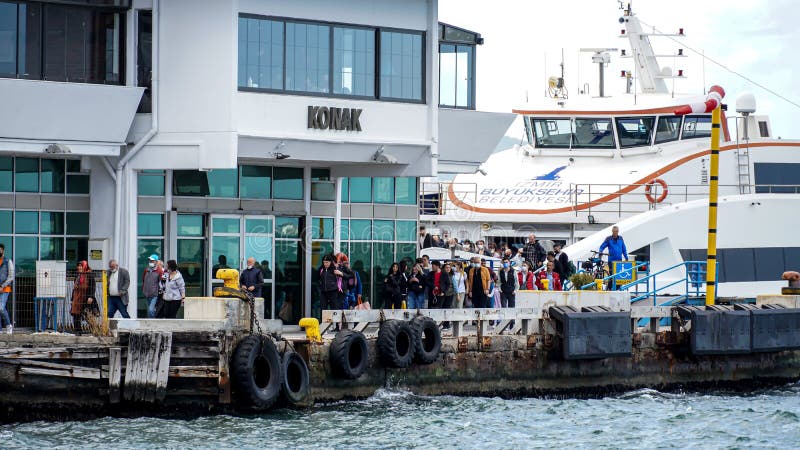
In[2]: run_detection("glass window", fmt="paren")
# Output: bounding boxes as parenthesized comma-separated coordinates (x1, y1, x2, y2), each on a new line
(240, 165, 271, 199)
(531, 118, 572, 148)
(273, 167, 303, 200)
(238, 16, 284, 90)
(395, 177, 417, 205)
(373, 219, 393, 241)
(616, 117, 655, 148)
(66, 212, 89, 235)
(15, 157, 38, 192)
(340, 218, 349, 241)
(40, 159, 65, 193)
(348, 241, 371, 301)
(40, 211, 64, 235)
(655, 116, 682, 144)
(311, 217, 334, 240)
(66, 159, 80, 172)
(275, 217, 300, 239)
(0, 210, 10, 233)
(285, 22, 330, 94)
(349, 219, 371, 241)
(439, 43, 474, 108)
(333, 26, 375, 97)
(14, 236, 37, 272)
(67, 174, 90, 194)
(396, 242, 417, 270)
(245, 218, 272, 234)
(137, 213, 163, 237)
(65, 237, 87, 267)
(138, 171, 165, 196)
(0, 236, 11, 259)
(207, 169, 238, 198)
(310, 168, 334, 201)
(349, 177, 372, 203)
(373, 242, 395, 308)
(0, 2, 17, 76)
(372, 177, 395, 204)
(380, 30, 423, 101)
(212, 217, 240, 234)
(177, 215, 204, 237)
(40, 236, 64, 260)
(15, 211, 38, 234)
(340, 177, 349, 202)
(683, 115, 712, 139)
(137, 10, 152, 113)
(0, 157, 11, 192)
(43, 4, 123, 84)
(137, 237, 163, 311)
(396, 220, 417, 242)
(173, 170, 209, 196)
(572, 118, 615, 148)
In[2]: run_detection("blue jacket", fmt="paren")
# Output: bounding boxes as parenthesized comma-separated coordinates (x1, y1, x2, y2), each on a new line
(599, 235, 628, 261)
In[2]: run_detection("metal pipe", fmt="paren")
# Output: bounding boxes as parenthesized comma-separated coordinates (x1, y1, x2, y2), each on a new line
(101, 157, 117, 182)
(705, 106, 721, 305)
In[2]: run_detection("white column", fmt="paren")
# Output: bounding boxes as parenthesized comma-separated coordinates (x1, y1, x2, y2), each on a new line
(333, 177, 343, 254)
(124, 167, 139, 318)
(303, 165, 313, 319)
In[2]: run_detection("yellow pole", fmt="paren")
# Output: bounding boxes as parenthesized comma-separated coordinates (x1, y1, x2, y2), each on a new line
(102, 270, 109, 329)
(705, 106, 721, 305)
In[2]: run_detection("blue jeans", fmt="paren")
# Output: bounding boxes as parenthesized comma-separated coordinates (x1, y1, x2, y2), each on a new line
(0, 292, 10, 327)
(407, 291, 425, 309)
(107, 295, 131, 319)
(147, 296, 158, 318)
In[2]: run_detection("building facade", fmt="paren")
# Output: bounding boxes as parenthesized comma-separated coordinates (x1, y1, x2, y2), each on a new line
(0, 0, 513, 323)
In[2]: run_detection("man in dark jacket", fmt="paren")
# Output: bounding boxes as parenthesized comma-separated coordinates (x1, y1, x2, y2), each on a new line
(523, 234, 547, 268)
(419, 225, 433, 250)
(106, 259, 130, 319)
(240, 257, 264, 299)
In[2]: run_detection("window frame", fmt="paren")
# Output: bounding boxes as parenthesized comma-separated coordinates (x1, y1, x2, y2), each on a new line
(615, 116, 656, 148)
(654, 115, 683, 145)
(237, 13, 426, 104)
(438, 42, 475, 109)
(530, 117, 573, 149)
(571, 117, 616, 149)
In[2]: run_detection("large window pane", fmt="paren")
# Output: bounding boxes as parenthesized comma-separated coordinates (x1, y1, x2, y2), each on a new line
(439, 43, 474, 108)
(373, 219, 393, 241)
(0, 236, 11, 259)
(396, 220, 417, 242)
(66, 212, 89, 235)
(212, 236, 240, 273)
(240, 165, 271, 199)
(65, 237, 87, 267)
(0, 157, 11, 192)
(136, 10, 152, 112)
(275, 217, 300, 239)
(683, 115, 712, 139)
(311, 240, 334, 318)
(573, 118, 615, 149)
(349, 177, 371, 203)
(395, 177, 417, 205)
(138, 171, 165, 196)
(14, 236, 37, 273)
(655, 116, 682, 144)
(40, 159, 65, 193)
(40, 236, 64, 260)
(239, 17, 284, 90)
(15, 157, 38, 192)
(16, 211, 38, 234)
(40, 211, 64, 235)
(311, 217, 333, 240)
(373, 242, 395, 309)
(616, 117, 655, 148)
(286, 22, 330, 94)
(177, 215, 204, 237)
(67, 174, 90, 194)
(137, 213, 163, 237)
(245, 218, 272, 234)
(207, 169, 238, 198)
(372, 177, 394, 204)
(349, 219, 371, 241)
(212, 217, 240, 234)
(0, 210, 10, 233)
(532, 118, 572, 148)
(173, 170, 209, 196)
(380, 30, 423, 101)
(178, 239, 204, 298)
(18, 3, 42, 79)
(333, 26, 375, 97)
(137, 238, 163, 314)
(396, 242, 417, 270)
(348, 241, 371, 303)
(340, 177, 349, 202)
(0, 2, 17, 76)
(273, 167, 303, 200)
(340, 218, 349, 241)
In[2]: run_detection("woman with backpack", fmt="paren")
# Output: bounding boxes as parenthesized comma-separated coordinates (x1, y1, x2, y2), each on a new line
(383, 262, 406, 309)
(340, 254, 361, 309)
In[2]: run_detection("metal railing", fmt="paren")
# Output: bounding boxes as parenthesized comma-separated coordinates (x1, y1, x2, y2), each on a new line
(418, 182, 477, 216)
(579, 261, 649, 291)
(619, 261, 710, 306)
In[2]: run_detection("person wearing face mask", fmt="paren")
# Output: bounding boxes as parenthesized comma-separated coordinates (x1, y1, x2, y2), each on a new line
(240, 257, 264, 299)
(498, 257, 518, 308)
(0, 243, 14, 334)
(517, 262, 537, 290)
(162, 259, 186, 319)
(106, 259, 130, 319)
(142, 254, 163, 318)
(465, 256, 491, 308)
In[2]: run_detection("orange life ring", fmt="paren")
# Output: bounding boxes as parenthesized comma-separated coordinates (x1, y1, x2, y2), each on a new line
(644, 178, 668, 203)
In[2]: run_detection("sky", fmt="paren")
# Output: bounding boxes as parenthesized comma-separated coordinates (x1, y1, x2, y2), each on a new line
(439, 0, 800, 141)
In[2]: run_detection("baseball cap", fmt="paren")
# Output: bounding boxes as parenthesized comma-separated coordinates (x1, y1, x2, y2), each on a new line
(148, 254, 159, 261)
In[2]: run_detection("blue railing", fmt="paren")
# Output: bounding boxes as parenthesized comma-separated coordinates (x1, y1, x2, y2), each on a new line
(579, 261, 649, 291)
(621, 260, 711, 306)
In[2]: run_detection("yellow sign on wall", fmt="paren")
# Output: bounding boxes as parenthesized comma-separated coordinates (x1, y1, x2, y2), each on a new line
(90, 249, 103, 261)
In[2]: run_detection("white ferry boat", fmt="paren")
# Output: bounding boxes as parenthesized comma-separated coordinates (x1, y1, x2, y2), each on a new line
(421, 3, 800, 298)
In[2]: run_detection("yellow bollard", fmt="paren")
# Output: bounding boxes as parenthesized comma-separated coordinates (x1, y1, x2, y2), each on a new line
(595, 279, 604, 291)
(298, 317, 322, 343)
(401, 300, 407, 309)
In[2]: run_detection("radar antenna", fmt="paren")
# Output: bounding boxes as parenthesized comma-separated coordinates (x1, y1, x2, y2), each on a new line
(547, 49, 568, 99)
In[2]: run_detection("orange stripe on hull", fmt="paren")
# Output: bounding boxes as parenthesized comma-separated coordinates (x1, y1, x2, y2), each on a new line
(448, 142, 800, 215)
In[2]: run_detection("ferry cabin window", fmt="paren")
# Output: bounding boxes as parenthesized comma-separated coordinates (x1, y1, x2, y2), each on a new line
(531, 118, 571, 148)
(654, 116, 682, 144)
(615, 117, 655, 147)
(572, 118, 615, 149)
(682, 115, 712, 139)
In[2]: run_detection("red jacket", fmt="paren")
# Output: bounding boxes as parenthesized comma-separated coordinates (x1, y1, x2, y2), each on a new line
(517, 271, 536, 290)
(535, 270, 562, 291)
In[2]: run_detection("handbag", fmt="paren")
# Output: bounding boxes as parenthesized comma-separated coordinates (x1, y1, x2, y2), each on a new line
(355, 297, 371, 310)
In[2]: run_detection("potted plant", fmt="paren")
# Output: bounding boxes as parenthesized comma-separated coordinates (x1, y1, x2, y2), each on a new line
(569, 273, 597, 290)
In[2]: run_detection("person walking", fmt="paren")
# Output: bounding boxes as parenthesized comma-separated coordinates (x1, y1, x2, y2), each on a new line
(106, 259, 130, 319)
(70, 261, 97, 334)
(465, 256, 491, 308)
(599, 226, 629, 266)
(0, 243, 14, 333)
(406, 264, 426, 309)
(383, 262, 406, 309)
(240, 257, 264, 299)
(498, 257, 518, 308)
(523, 234, 547, 268)
(161, 260, 186, 319)
(142, 254, 162, 318)
(452, 261, 467, 308)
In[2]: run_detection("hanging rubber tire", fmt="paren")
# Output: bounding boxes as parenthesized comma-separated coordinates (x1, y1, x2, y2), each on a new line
(411, 316, 441, 365)
(281, 351, 310, 406)
(330, 330, 369, 379)
(377, 320, 414, 368)
(232, 335, 282, 410)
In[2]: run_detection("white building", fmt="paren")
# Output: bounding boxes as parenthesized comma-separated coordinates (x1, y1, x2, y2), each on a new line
(0, 0, 514, 323)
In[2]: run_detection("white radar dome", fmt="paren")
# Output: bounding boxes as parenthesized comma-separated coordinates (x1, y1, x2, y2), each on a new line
(736, 92, 756, 114)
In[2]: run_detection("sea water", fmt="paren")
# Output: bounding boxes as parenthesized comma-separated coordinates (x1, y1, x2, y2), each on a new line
(2, 383, 799, 449)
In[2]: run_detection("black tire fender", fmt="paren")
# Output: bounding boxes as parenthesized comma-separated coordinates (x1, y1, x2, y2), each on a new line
(377, 320, 415, 368)
(231, 335, 282, 410)
(281, 351, 310, 405)
(411, 316, 441, 364)
(330, 330, 369, 379)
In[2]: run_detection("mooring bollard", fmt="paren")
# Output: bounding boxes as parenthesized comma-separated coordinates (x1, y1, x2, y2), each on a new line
(299, 317, 322, 342)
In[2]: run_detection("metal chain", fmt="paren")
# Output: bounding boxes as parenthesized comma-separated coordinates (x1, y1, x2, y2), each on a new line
(245, 289, 263, 337)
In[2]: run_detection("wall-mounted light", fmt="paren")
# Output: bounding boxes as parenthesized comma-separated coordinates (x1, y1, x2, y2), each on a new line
(588, 215, 596, 224)
(45, 143, 71, 154)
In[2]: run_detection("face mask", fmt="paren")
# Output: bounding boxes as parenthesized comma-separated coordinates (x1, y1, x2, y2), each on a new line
(247, 265, 253, 270)
(502, 263, 509, 268)
(478, 245, 484, 249)
(149, 262, 155, 268)
(522, 266, 529, 272)
(473, 263, 480, 268)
